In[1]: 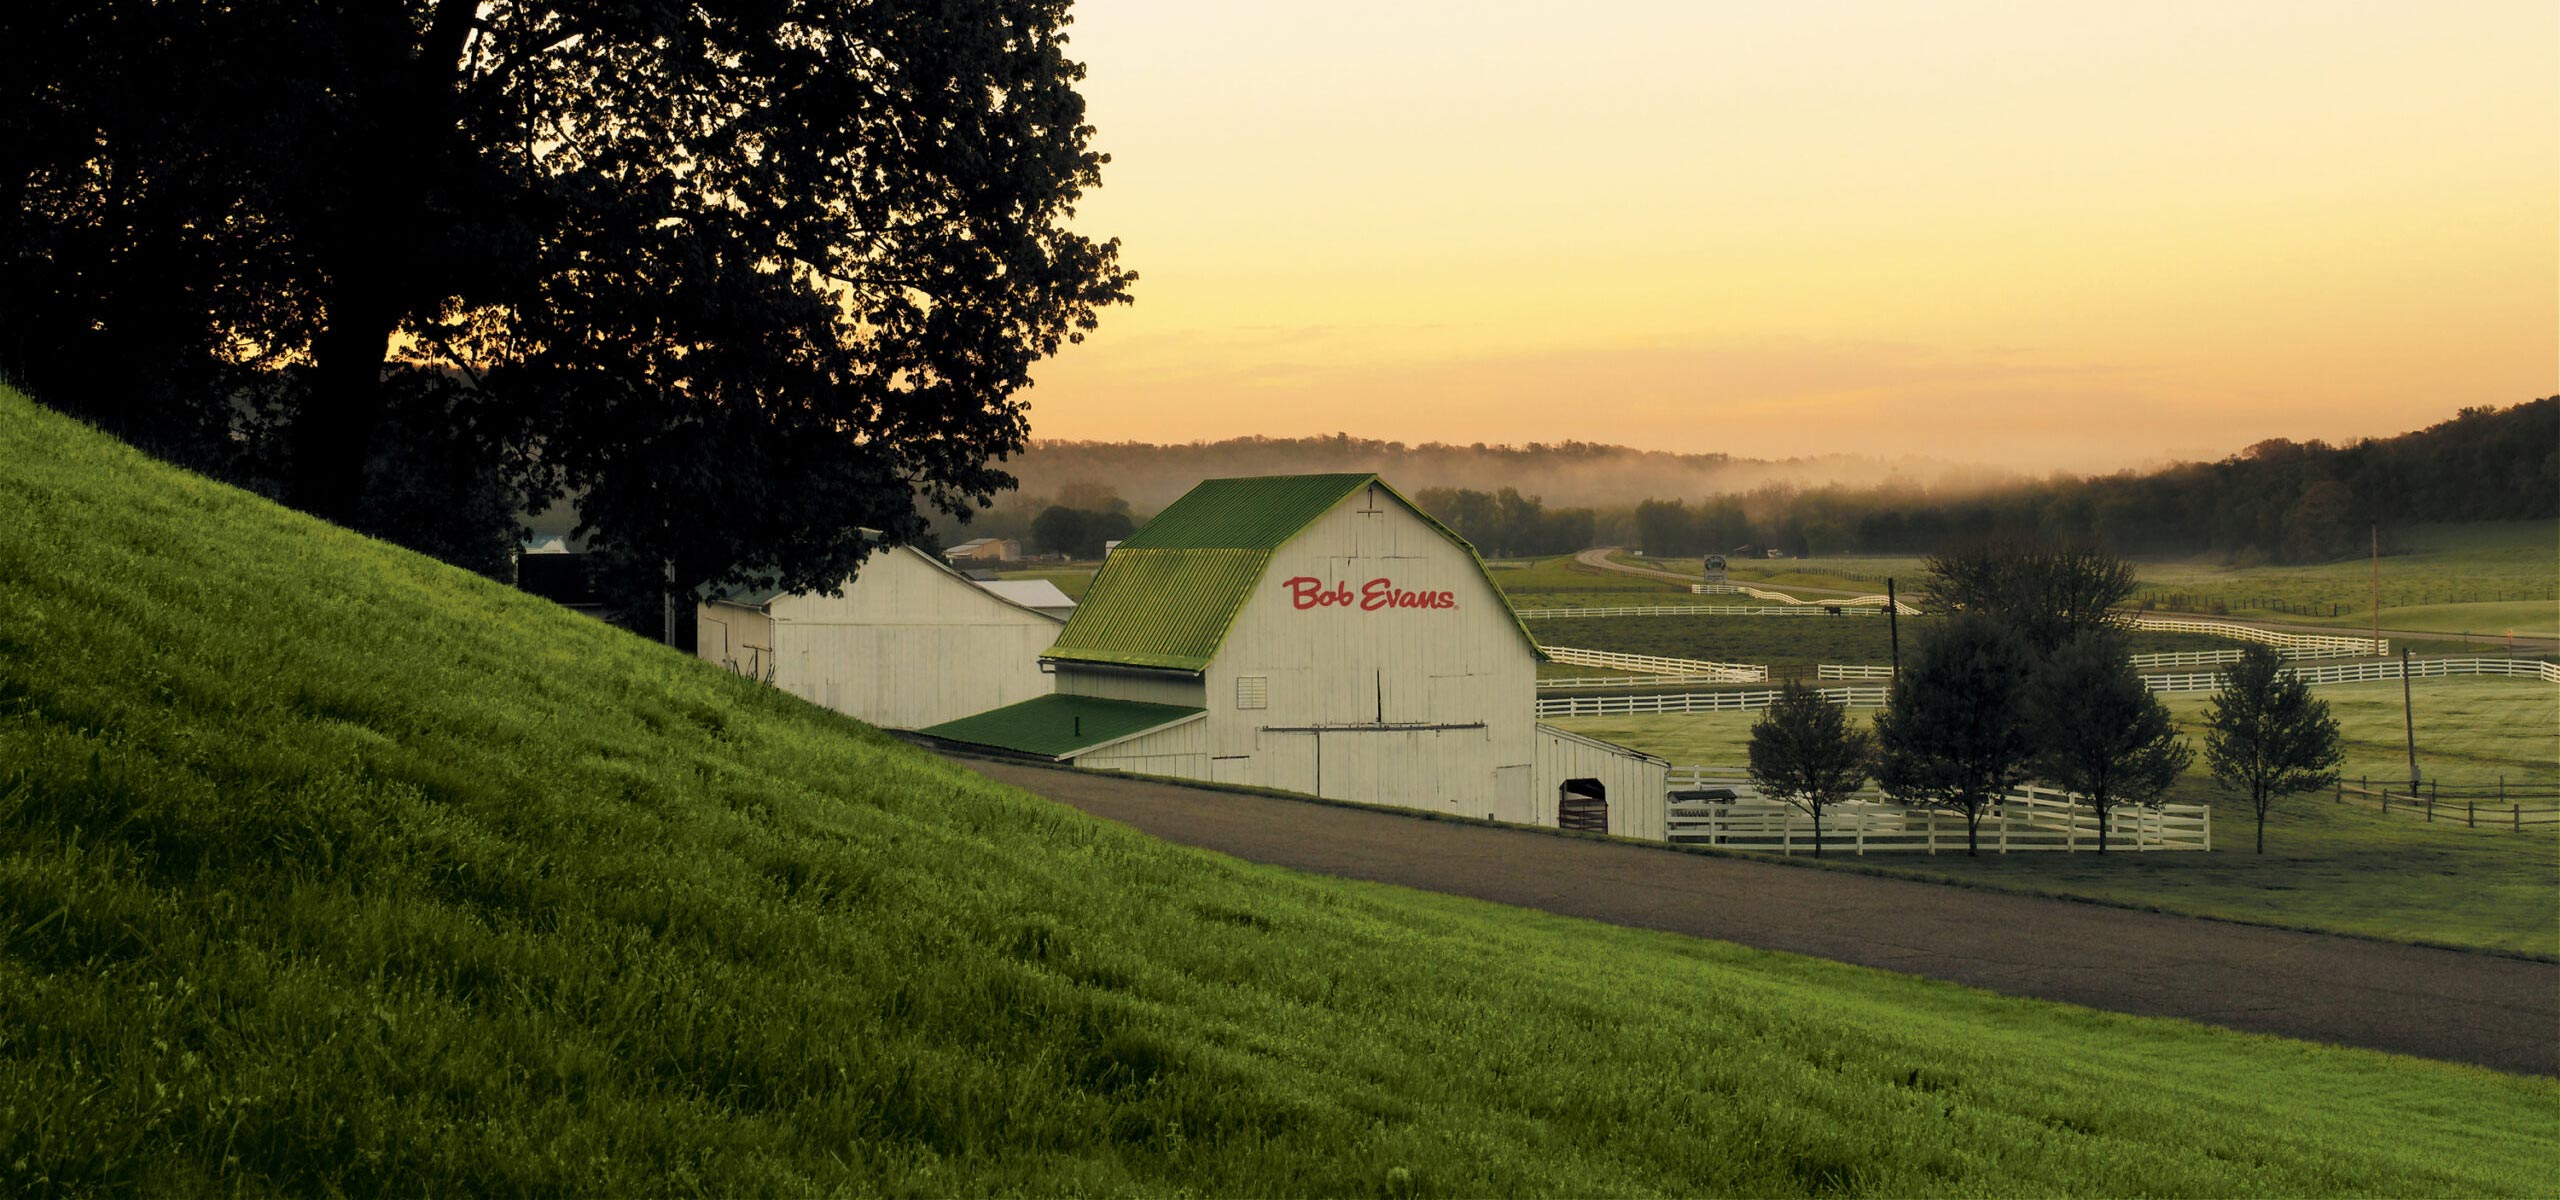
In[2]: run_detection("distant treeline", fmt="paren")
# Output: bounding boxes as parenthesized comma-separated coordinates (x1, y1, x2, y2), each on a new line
(1628, 399, 2556, 563)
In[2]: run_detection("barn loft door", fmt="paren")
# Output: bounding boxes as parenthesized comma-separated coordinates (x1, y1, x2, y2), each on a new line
(1558, 778, 1608, 833)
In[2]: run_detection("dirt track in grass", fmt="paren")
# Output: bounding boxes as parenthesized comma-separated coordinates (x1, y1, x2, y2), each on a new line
(954, 756, 2560, 1078)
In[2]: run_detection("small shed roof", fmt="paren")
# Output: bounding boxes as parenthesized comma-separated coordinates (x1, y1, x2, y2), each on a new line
(917, 694, 1204, 760)
(1042, 473, 1540, 673)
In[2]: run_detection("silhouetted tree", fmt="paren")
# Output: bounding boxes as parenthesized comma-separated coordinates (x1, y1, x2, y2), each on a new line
(1873, 614, 2036, 855)
(1925, 537, 2137, 656)
(2204, 645, 2344, 854)
(1, 0, 1132, 634)
(2028, 630, 2194, 852)
(1746, 683, 1874, 857)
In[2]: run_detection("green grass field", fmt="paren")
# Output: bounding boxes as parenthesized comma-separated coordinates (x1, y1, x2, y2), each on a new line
(1554, 678, 2560, 957)
(997, 563, 1101, 599)
(1611, 526, 2559, 636)
(5, 387, 2558, 1193)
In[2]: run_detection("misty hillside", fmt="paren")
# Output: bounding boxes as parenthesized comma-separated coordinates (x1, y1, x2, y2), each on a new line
(998, 433, 2011, 514)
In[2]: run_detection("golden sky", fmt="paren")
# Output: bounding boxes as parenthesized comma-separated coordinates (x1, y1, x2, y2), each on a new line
(1024, 0, 2558, 471)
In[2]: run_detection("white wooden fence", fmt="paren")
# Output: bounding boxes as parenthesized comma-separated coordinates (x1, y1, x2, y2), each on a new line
(2118, 613, 2383, 658)
(1539, 673, 1753, 691)
(1662, 769, 2210, 854)
(1691, 583, 1922, 615)
(1540, 645, 1766, 681)
(1816, 664, 1896, 680)
(1519, 603, 1889, 619)
(2142, 656, 2559, 694)
(1817, 645, 2459, 679)
(1536, 685, 1885, 717)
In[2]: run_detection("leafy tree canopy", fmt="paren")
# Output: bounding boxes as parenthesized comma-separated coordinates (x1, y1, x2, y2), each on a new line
(1872, 613, 2036, 855)
(1924, 536, 2136, 656)
(2026, 629, 2193, 852)
(1, 0, 1133, 628)
(1745, 682, 1873, 857)
(2204, 644, 2344, 854)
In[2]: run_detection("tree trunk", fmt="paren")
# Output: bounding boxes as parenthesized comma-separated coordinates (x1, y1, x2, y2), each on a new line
(284, 0, 480, 523)
(1812, 807, 1824, 858)
(2097, 802, 2109, 854)
(287, 280, 398, 522)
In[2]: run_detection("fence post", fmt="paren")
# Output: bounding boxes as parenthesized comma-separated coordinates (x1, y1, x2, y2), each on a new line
(2467, 801, 2474, 829)
(2382, 789, 2389, 814)
(1999, 806, 2010, 855)
(2516, 805, 2522, 834)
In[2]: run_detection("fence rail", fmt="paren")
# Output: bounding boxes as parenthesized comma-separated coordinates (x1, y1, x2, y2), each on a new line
(2117, 612, 2384, 658)
(1661, 770, 2209, 854)
(1536, 685, 1885, 717)
(1539, 673, 1755, 691)
(2333, 779, 2560, 832)
(2142, 656, 2560, 694)
(1521, 603, 1890, 619)
(1690, 583, 1922, 614)
(1816, 664, 1896, 680)
(1539, 645, 1765, 681)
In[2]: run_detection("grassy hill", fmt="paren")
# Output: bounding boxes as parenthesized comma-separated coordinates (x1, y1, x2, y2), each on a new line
(3, 385, 2556, 1194)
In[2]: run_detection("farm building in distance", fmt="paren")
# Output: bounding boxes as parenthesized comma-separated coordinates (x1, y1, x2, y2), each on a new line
(921, 474, 1667, 837)
(696, 545, 1063, 730)
(944, 537, 1021, 565)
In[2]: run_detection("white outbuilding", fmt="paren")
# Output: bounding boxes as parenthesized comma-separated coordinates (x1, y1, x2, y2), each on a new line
(696, 544, 1064, 730)
(921, 474, 1667, 838)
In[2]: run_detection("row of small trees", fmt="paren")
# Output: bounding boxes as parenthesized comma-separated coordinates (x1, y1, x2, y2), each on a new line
(1746, 542, 2343, 855)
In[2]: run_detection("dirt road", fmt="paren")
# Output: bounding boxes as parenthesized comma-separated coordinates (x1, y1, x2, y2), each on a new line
(957, 757, 2560, 1077)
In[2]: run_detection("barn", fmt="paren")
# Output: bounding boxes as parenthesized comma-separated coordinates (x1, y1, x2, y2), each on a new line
(920, 474, 1667, 838)
(696, 544, 1063, 730)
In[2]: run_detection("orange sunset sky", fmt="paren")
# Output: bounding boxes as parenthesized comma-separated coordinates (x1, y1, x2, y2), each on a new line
(1023, 0, 2558, 471)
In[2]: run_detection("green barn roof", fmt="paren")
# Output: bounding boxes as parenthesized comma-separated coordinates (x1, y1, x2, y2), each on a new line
(1042, 473, 1542, 673)
(916, 694, 1204, 760)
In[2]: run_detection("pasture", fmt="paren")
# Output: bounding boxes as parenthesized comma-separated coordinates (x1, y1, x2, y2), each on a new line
(9, 387, 2559, 1194)
(1553, 677, 2560, 957)
(1533, 613, 2247, 673)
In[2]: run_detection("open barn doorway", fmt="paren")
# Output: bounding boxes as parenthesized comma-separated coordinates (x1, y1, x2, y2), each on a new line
(1558, 778, 1608, 833)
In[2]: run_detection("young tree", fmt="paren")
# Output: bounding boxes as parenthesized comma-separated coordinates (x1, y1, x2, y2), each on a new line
(1872, 614, 2036, 855)
(2204, 645, 2343, 853)
(1924, 537, 2139, 655)
(2027, 630, 2194, 853)
(1746, 682, 1874, 857)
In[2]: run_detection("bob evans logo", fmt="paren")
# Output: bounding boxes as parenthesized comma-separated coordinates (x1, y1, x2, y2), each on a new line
(1283, 576, 1458, 612)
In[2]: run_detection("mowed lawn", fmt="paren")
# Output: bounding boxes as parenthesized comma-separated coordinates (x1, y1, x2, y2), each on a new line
(5, 387, 2558, 1194)
(1555, 678, 2560, 957)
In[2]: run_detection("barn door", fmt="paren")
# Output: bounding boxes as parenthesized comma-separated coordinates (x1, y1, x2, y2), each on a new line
(1558, 778, 1609, 833)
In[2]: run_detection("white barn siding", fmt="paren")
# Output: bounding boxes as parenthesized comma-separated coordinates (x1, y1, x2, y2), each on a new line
(1533, 724, 1668, 840)
(1193, 486, 1539, 816)
(1055, 669, 1208, 709)
(1075, 714, 1212, 779)
(697, 547, 1061, 730)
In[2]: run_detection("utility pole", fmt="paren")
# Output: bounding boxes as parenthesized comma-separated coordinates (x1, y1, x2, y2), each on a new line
(1886, 577, 1901, 674)
(2370, 525, 2380, 655)
(2402, 647, 2419, 791)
